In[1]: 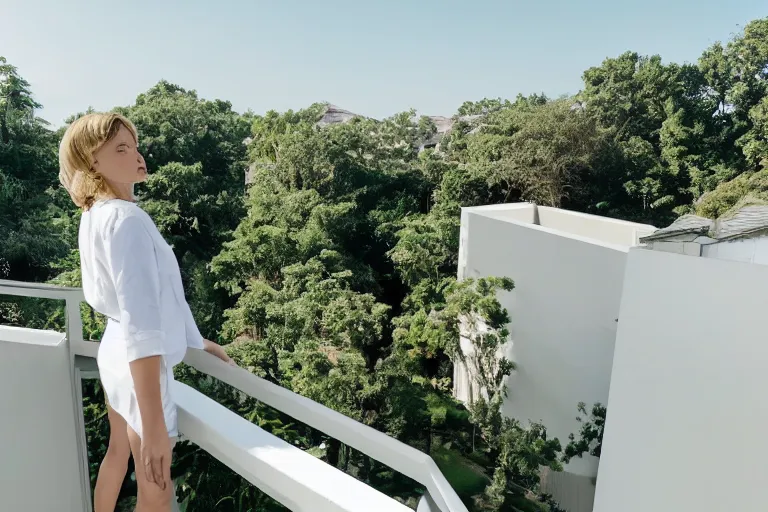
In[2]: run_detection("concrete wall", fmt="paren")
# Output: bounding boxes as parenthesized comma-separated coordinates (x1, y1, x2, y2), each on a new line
(458, 209, 632, 479)
(703, 236, 768, 265)
(594, 248, 768, 512)
(0, 326, 87, 512)
(540, 468, 597, 512)
(537, 206, 656, 247)
(467, 203, 538, 225)
(457, 204, 537, 281)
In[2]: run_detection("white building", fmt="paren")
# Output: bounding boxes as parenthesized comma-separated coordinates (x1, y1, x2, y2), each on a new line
(454, 203, 656, 511)
(593, 205, 768, 512)
(639, 205, 768, 264)
(457, 202, 768, 512)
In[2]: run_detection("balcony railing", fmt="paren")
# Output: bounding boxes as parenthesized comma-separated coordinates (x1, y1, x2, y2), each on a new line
(0, 279, 467, 512)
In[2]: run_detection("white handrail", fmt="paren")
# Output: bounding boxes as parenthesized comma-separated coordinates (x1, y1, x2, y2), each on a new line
(184, 350, 467, 512)
(0, 279, 93, 357)
(0, 280, 468, 512)
(0, 279, 84, 296)
(183, 350, 467, 512)
(173, 379, 411, 512)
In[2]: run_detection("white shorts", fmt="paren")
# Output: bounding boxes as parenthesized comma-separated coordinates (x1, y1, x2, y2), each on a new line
(98, 319, 178, 439)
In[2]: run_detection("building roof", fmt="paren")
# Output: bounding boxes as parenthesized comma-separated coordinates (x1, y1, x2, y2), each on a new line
(417, 114, 486, 150)
(640, 206, 768, 243)
(640, 215, 714, 242)
(316, 104, 361, 126)
(715, 206, 768, 241)
(426, 115, 454, 134)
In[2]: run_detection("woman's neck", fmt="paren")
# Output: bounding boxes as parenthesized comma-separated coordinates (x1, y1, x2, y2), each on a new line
(104, 181, 135, 202)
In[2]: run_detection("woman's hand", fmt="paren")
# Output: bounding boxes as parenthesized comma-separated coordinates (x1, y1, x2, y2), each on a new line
(203, 338, 238, 367)
(140, 423, 172, 490)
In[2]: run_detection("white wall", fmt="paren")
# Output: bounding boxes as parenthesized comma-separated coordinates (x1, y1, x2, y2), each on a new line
(594, 248, 768, 512)
(703, 236, 768, 265)
(468, 203, 538, 225)
(0, 326, 88, 512)
(537, 207, 656, 247)
(459, 209, 632, 479)
(458, 204, 537, 281)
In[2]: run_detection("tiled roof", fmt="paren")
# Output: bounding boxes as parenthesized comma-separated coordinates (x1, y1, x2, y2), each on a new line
(640, 215, 713, 242)
(641, 206, 768, 243)
(715, 206, 768, 241)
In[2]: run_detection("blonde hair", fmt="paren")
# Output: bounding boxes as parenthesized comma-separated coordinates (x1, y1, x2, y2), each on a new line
(58, 112, 139, 210)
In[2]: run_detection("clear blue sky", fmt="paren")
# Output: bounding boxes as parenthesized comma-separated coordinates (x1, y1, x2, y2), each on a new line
(1, 0, 765, 126)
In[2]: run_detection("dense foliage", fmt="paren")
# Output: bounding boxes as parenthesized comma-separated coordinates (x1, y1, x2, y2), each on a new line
(1, 17, 767, 511)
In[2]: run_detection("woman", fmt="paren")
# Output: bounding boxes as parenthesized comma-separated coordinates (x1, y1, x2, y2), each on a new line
(59, 112, 235, 512)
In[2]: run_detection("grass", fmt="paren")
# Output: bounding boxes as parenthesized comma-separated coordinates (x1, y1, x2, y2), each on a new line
(431, 445, 489, 500)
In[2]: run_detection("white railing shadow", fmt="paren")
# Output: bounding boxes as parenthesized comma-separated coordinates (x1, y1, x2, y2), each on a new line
(0, 279, 467, 512)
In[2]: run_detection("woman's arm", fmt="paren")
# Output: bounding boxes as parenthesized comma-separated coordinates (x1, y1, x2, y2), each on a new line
(106, 215, 170, 489)
(129, 356, 171, 488)
(129, 356, 165, 431)
(203, 338, 236, 366)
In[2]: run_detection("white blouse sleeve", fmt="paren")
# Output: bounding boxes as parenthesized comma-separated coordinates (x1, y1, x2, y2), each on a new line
(183, 301, 205, 350)
(105, 215, 167, 362)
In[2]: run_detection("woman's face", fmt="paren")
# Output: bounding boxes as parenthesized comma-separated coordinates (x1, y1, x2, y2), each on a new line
(92, 124, 147, 185)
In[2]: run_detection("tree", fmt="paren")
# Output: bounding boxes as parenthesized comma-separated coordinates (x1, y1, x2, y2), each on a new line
(0, 56, 43, 143)
(0, 56, 69, 285)
(563, 402, 606, 464)
(725, 19, 768, 170)
(694, 168, 768, 219)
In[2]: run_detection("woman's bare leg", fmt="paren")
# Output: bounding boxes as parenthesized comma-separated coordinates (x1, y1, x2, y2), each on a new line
(127, 425, 175, 512)
(94, 404, 131, 512)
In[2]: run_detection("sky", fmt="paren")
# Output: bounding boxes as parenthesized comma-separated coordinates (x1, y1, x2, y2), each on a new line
(1, 0, 766, 127)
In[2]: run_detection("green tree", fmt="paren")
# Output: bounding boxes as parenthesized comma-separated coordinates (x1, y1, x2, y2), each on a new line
(0, 56, 70, 284)
(562, 402, 606, 464)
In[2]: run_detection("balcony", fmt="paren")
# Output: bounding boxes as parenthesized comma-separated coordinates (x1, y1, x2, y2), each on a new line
(0, 279, 467, 512)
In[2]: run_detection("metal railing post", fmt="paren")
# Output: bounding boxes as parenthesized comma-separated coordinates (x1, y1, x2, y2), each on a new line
(417, 493, 440, 512)
(0, 280, 94, 512)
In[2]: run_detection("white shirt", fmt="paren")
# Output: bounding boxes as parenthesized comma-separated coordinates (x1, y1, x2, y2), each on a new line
(79, 198, 205, 363)
(79, 198, 205, 437)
